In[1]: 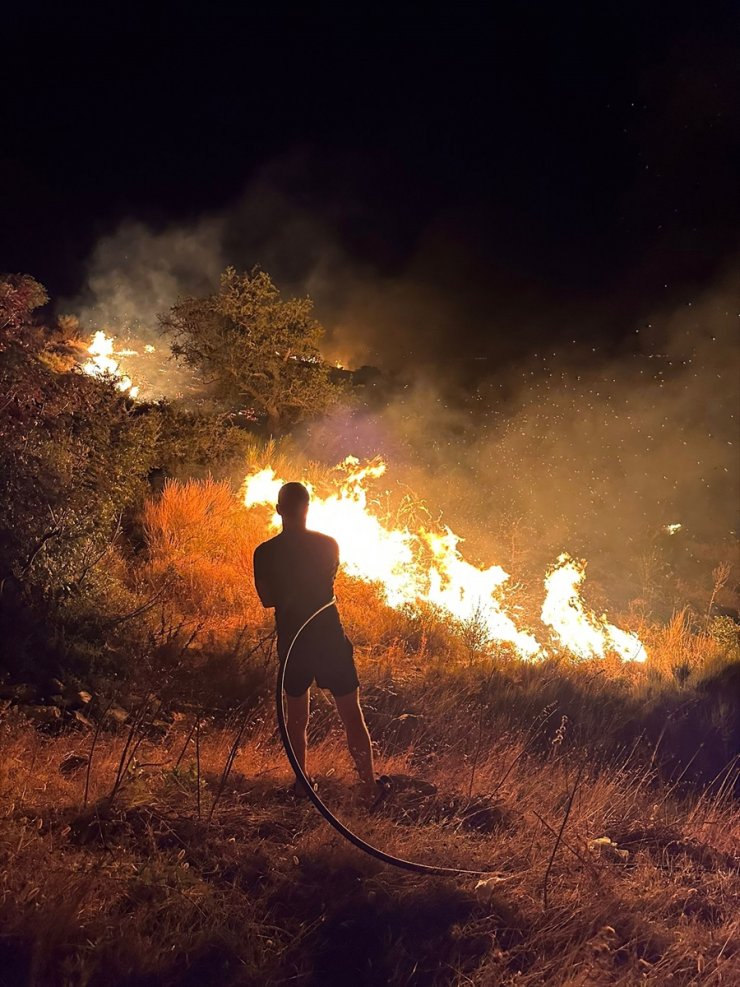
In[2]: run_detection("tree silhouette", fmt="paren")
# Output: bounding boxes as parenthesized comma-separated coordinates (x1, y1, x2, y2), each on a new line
(161, 267, 342, 432)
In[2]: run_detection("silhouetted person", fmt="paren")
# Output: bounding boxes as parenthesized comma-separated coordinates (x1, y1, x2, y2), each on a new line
(253, 482, 377, 798)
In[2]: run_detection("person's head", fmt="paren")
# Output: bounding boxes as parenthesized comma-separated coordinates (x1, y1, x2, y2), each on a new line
(277, 482, 310, 528)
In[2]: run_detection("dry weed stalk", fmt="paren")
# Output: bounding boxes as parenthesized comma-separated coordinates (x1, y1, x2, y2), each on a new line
(195, 714, 201, 819)
(541, 760, 585, 910)
(208, 708, 253, 822)
(109, 694, 159, 804)
(83, 700, 112, 809)
(708, 560, 732, 618)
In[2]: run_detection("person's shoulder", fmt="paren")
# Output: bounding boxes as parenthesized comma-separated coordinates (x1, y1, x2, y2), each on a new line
(307, 529, 339, 553)
(254, 533, 282, 557)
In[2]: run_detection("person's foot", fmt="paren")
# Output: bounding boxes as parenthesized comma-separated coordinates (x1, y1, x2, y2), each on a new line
(367, 775, 393, 811)
(290, 775, 317, 799)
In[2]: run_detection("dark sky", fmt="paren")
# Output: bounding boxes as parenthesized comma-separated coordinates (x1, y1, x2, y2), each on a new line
(3, 3, 740, 356)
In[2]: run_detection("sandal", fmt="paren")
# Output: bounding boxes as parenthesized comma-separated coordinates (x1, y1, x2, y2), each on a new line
(369, 775, 393, 812)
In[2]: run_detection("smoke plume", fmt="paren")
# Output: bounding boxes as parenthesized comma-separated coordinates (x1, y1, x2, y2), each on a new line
(64, 158, 739, 611)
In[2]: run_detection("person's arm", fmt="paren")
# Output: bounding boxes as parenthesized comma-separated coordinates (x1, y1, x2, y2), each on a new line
(253, 547, 276, 608)
(330, 537, 340, 582)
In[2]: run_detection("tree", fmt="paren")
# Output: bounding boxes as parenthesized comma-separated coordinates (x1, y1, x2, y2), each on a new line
(160, 267, 343, 432)
(0, 278, 163, 680)
(0, 339, 161, 602)
(0, 274, 48, 350)
(0, 272, 271, 684)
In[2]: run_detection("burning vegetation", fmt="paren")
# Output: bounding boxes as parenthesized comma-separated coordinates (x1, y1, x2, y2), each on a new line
(243, 457, 647, 663)
(81, 330, 141, 397)
(0, 271, 738, 986)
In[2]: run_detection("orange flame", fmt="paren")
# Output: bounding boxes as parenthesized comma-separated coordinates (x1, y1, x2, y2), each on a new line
(542, 554, 647, 662)
(243, 457, 647, 663)
(81, 330, 139, 397)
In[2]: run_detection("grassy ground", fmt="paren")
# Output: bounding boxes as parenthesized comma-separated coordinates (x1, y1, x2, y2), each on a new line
(1, 656, 738, 987)
(1, 476, 737, 985)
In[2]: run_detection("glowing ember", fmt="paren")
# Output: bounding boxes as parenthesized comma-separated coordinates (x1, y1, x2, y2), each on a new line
(81, 330, 139, 397)
(243, 457, 648, 662)
(542, 554, 647, 662)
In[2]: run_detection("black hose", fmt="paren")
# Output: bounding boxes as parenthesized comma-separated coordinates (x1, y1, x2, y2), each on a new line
(276, 600, 495, 877)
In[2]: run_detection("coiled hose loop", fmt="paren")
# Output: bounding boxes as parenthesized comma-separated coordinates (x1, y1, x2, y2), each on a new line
(276, 599, 494, 876)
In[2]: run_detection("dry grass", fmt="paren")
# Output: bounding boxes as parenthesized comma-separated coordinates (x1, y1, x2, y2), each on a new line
(3, 476, 733, 984)
(1, 653, 738, 987)
(139, 478, 737, 687)
(142, 478, 267, 638)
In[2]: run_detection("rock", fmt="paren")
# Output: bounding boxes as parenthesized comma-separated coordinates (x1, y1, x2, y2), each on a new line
(588, 836, 629, 863)
(20, 705, 62, 725)
(384, 713, 423, 751)
(73, 710, 95, 729)
(459, 796, 513, 834)
(145, 718, 171, 741)
(0, 683, 38, 703)
(107, 706, 129, 724)
(59, 753, 89, 775)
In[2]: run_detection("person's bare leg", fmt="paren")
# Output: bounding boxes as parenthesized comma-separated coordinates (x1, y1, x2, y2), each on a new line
(333, 689, 375, 795)
(285, 690, 310, 780)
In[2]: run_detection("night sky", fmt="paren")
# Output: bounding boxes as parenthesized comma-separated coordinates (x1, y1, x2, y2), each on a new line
(4, 3, 740, 361)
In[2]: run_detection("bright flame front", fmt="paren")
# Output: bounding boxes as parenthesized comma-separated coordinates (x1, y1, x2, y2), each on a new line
(243, 457, 647, 663)
(541, 554, 647, 662)
(81, 330, 139, 397)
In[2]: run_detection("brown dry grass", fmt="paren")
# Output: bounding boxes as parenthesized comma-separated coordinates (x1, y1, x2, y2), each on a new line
(142, 478, 267, 638)
(140, 478, 736, 687)
(1, 651, 738, 987)
(3, 476, 734, 984)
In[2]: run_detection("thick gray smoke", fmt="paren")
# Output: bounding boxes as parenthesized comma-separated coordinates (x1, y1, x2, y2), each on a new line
(63, 156, 492, 393)
(300, 272, 739, 614)
(69, 217, 226, 332)
(63, 216, 226, 399)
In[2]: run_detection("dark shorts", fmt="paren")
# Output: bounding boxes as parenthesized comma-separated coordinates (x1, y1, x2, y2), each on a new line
(279, 614, 359, 698)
